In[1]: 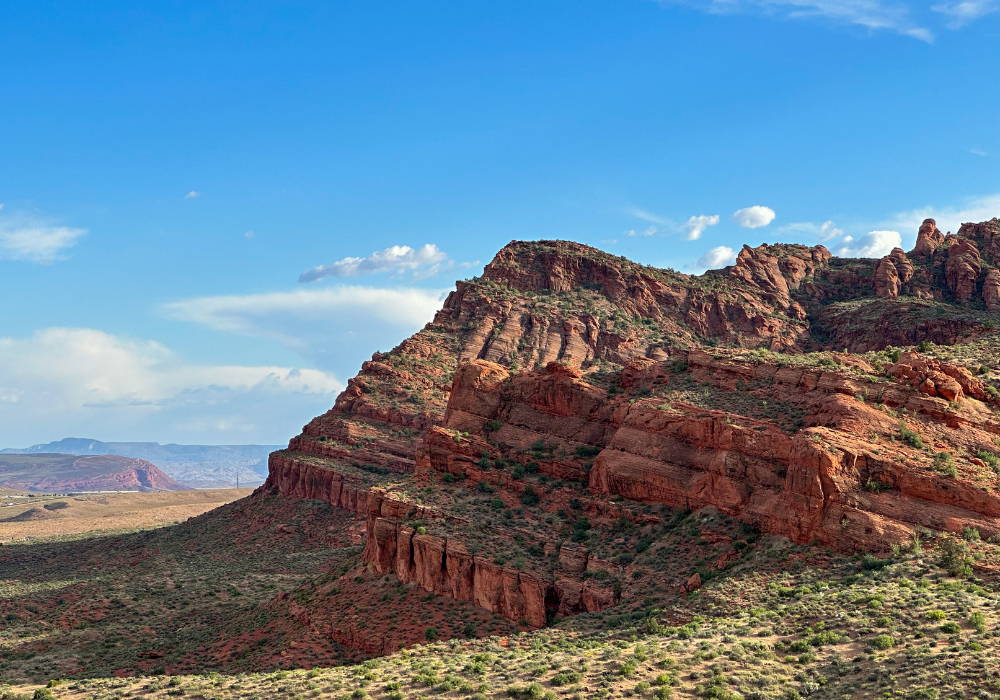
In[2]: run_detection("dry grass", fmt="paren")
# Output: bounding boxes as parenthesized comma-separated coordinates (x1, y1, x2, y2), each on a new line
(0, 489, 254, 542)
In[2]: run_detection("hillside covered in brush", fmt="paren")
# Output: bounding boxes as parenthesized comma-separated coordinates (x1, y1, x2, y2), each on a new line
(7, 218, 1000, 700)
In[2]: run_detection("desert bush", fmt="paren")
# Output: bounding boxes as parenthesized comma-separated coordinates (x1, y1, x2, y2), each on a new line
(976, 450, 1000, 471)
(871, 634, 895, 650)
(899, 420, 924, 449)
(938, 537, 974, 577)
(969, 611, 987, 633)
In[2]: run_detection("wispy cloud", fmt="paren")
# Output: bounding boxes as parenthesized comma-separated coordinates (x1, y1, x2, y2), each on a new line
(889, 193, 1000, 245)
(681, 214, 720, 240)
(185, 191, 200, 199)
(931, 0, 1000, 28)
(659, 0, 934, 41)
(781, 219, 844, 241)
(625, 206, 672, 227)
(732, 205, 776, 229)
(0, 212, 86, 263)
(163, 286, 446, 360)
(299, 244, 467, 283)
(968, 148, 990, 157)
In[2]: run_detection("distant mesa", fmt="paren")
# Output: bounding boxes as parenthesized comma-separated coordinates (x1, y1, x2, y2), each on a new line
(0, 454, 192, 493)
(0, 439, 282, 488)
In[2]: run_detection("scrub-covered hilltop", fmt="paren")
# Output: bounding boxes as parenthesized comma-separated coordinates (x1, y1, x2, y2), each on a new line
(265, 219, 1000, 639)
(5, 221, 1000, 700)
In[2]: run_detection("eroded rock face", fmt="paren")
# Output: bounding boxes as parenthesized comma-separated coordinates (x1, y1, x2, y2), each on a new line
(985, 269, 1000, 311)
(946, 239, 982, 302)
(261, 225, 1000, 645)
(873, 258, 900, 298)
(360, 515, 612, 627)
(958, 218, 1000, 260)
(872, 248, 915, 299)
(890, 248, 914, 283)
(430, 355, 1000, 554)
(913, 218, 945, 257)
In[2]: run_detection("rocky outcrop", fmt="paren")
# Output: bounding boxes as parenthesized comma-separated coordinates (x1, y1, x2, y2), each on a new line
(886, 351, 990, 402)
(360, 513, 612, 626)
(913, 218, 945, 257)
(873, 257, 900, 298)
(262, 223, 1000, 647)
(873, 247, 915, 298)
(430, 355, 1000, 553)
(945, 239, 982, 302)
(985, 269, 1000, 311)
(957, 218, 1000, 260)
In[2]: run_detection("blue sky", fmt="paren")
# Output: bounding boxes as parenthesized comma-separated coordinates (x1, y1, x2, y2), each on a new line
(2, 0, 999, 446)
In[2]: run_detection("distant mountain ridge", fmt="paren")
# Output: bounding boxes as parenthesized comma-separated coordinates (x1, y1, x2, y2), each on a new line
(0, 439, 283, 488)
(0, 454, 191, 493)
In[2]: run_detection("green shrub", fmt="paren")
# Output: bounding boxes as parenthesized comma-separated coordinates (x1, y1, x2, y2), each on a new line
(520, 486, 540, 507)
(941, 622, 961, 634)
(425, 627, 438, 641)
(934, 452, 957, 476)
(970, 611, 987, 633)
(862, 554, 889, 571)
(550, 671, 583, 686)
(33, 691, 56, 700)
(938, 537, 974, 577)
(871, 634, 895, 650)
(977, 450, 1000, 470)
(899, 420, 924, 449)
(926, 609, 947, 621)
(962, 526, 981, 541)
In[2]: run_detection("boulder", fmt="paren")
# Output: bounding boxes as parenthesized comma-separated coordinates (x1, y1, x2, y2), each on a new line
(984, 269, 1000, 311)
(913, 218, 945, 257)
(945, 239, 982, 302)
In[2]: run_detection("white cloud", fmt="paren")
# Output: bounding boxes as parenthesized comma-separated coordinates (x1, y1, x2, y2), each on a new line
(681, 214, 720, 241)
(162, 285, 446, 375)
(781, 220, 844, 241)
(931, 0, 1000, 28)
(660, 0, 933, 41)
(969, 148, 990, 157)
(0, 328, 342, 446)
(627, 226, 659, 237)
(625, 206, 671, 226)
(697, 246, 738, 269)
(299, 243, 459, 282)
(244, 230, 254, 239)
(185, 191, 200, 199)
(836, 230, 902, 258)
(889, 193, 1000, 246)
(0, 212, 86, 263)
(732, 205, 777, 229)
